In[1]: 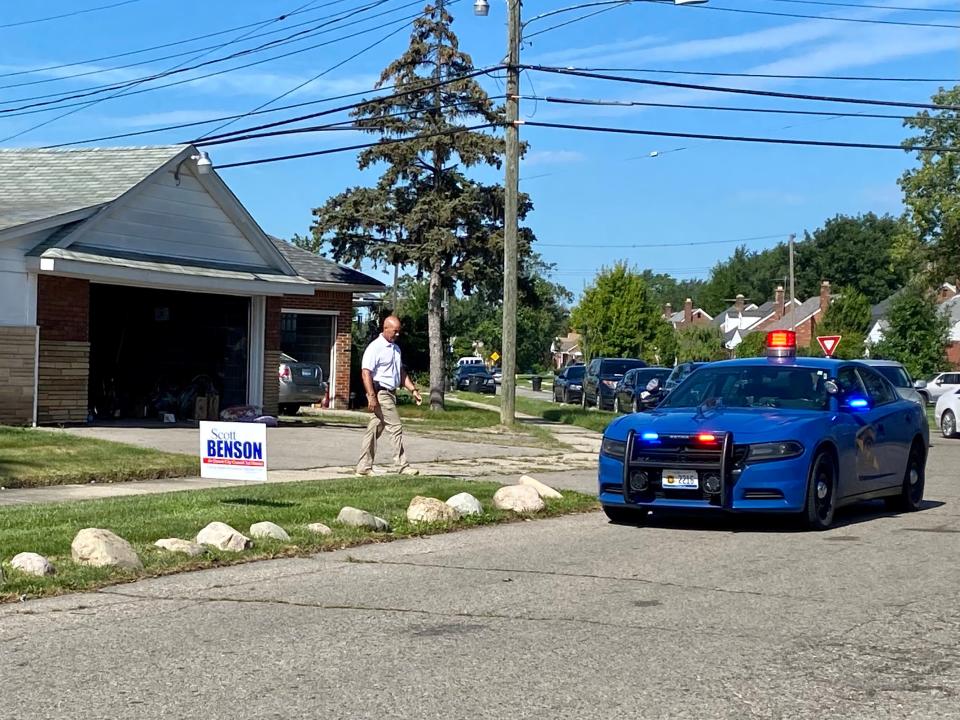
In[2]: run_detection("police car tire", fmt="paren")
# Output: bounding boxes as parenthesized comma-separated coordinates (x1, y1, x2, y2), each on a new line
(885, 444, 925, 513)
(804, 451, 836, 531)
(602, 504, 646, 525)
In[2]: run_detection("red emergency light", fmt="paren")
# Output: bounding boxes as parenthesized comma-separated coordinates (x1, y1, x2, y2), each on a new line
(766, 330, 797, 358)
(697, 433, 717, 443)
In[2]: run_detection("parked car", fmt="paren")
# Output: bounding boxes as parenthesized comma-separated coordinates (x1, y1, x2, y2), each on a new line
(278, 352, 327, 415)
(457, 356, 484, 368)
(663, 361, 707, 393)
(613, 367, 671, 413)
(454, 364, 496, 394)
(860, 359, 927, 406)
(553, 364, 585, 404)
(491, 366, 503, 385)
(581, 357, 648, 411)
(926, 371, 960, 402)
(935, 387, 960, 438)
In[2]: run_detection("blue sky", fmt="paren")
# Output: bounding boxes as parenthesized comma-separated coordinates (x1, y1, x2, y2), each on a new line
(1, 0, 957, 296)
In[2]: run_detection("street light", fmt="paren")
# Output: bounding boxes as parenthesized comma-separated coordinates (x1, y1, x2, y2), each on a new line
(477, 0, 707, 425)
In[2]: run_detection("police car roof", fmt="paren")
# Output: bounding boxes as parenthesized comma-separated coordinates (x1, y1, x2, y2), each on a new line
(707, 356, 847, 371)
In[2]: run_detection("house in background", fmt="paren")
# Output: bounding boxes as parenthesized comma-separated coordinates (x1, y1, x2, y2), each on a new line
(869, 284, 960, 368)
(711, 287, 802, 350)
(551, 331, 583, 369)
(663, 298, 713, 329)
(0, 145, 382, 426)
(751, 281, 834, 348)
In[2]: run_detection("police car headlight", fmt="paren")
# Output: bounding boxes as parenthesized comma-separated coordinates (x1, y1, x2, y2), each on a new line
(745, 441, 804, 463)
(601, 437, 627, 459)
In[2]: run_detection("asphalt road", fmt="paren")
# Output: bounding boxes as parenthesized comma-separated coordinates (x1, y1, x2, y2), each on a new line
(2, 441, 959, 719)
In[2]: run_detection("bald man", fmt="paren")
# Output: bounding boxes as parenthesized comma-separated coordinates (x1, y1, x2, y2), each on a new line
(356, 315, 422, 476)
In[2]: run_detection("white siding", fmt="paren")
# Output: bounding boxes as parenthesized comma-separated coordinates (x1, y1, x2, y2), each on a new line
(80, 169, 272, 270)
(0, 230, 45, 325)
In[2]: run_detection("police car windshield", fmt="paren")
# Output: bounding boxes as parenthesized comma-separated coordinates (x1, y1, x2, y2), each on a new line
(661, 365, 830, 411)
(875, 365, 911, 388)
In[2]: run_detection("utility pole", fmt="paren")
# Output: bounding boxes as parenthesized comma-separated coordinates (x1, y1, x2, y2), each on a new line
(788, 233, 796, 330)
(500, 0, 520, 425)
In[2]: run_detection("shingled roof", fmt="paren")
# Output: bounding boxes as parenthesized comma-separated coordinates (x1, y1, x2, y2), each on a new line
(269, 237, 385, 290)
(0, 145, 188, 232)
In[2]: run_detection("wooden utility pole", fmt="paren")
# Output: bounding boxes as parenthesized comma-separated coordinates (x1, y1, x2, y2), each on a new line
(500, 0, 520, 425)
(788, 233, 796, 330)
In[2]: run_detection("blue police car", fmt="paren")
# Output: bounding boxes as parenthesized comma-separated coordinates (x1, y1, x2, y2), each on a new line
(598, 331, 929, 529)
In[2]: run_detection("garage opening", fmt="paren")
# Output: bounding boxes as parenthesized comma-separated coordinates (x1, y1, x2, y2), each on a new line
(89, 285, 249, 420)
(280, 310, 334, 387)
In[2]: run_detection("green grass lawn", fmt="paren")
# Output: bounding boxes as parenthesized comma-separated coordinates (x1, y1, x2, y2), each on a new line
(0, 476, 597, 601)
(452, 392, 614, 434)
(0, 427, 196, 489)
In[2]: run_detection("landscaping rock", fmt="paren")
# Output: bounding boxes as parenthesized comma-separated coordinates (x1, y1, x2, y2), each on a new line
(154, 538, 206, 557)
(195, 522, 252, 552)
(71, 528, 143, 570)
(446, 492, 483, 517)
(249, 521, 290, 542)
(10, 552, 56, 577)
(493, 485, 545, 513)
(407, 496, 459, 524)
(337, 507, 391, 532)
(519, 474, 564, 500)
(306, 523, 333, 536)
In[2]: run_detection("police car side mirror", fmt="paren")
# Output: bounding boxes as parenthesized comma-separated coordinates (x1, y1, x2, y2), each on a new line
(824, 380, 839, 396)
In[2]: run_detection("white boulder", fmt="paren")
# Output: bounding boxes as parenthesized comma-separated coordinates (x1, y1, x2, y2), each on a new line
(195, 522, 252, 552)
(519, 474, 563, 500)
(154, 538, 206, 557)
(493, 485, 545, 513)
(10, 552, 56, 577)
(71, 528, 143, 570)
(337, 507, 391, 532)
(307, 523, 333, 536)
(249, 521, 290, 542)
(446, 492, 483, 517)
(407, 496, 459, 524)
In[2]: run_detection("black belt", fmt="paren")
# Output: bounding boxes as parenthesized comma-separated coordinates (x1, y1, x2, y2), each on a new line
(373, 382, 396, 394)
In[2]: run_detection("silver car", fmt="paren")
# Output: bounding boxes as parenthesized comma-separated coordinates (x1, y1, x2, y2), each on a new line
(278, 352, 327, 415)
(859, 359, 927, 406)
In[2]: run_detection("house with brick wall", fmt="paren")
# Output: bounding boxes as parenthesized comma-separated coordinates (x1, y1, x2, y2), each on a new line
(663, 298, 713, 329)
(747, 281, 834, 348)
(0, 145, 383, 426)
(711, 288, 801, 350)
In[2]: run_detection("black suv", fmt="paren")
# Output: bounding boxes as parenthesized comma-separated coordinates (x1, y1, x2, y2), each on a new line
(581, 357, 647, 411)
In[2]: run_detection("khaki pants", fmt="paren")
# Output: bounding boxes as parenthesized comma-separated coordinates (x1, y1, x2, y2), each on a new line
(356, 390, 409, 473)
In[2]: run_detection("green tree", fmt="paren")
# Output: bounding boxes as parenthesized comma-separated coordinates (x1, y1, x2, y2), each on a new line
(570, 263, 664, 362)
(898, 85, 960, 284)
(301, 3, 531, 409)
(675, 325, 728, 362)
(873, 284, 949, 378)
(734, 331, 768, 358)
(806, 286, 870, 359)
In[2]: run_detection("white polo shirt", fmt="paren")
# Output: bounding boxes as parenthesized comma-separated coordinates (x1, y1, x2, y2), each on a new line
(361, 334, 402, 391)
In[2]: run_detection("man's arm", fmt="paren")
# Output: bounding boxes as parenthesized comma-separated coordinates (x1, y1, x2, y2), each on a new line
(361, 368, 379, 410)
(400, 366, 422, 405)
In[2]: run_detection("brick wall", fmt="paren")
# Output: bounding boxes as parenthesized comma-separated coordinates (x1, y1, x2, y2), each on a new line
(37, 275, 90, 424)
(262, 350, 281, 416)
(0, 326, 38, 425)
(273, 290, 353, 408)
(946, 342, 960, 369)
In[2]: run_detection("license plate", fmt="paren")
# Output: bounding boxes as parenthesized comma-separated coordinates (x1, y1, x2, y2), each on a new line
(301, 369, 312, 377)
(662, 469, 699, 489)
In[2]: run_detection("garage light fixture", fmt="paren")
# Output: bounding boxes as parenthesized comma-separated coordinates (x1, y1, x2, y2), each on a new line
(174, 151, 214, 185)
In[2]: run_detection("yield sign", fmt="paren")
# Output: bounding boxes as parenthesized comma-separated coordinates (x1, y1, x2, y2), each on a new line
(817, 335, 842, 357)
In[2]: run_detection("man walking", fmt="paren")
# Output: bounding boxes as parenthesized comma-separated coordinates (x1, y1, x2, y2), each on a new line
(356, 315, 422, 476)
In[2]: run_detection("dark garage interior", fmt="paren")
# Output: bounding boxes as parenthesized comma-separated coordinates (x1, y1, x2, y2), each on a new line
(89, 284, 249, 420)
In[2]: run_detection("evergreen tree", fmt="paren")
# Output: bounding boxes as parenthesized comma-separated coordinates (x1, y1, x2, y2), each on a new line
(807, 286, 870, 359)
(301, 2, 531, 409)
(874, 284, 949, 378)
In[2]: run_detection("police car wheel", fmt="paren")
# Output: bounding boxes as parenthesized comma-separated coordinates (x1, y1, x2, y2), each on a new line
(804, 451, 836, 530)
(885, 443, 925, 513)
(602, 504, 647, 525)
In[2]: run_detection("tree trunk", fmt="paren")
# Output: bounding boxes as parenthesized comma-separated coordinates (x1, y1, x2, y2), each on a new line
(427, 264, 445, 410)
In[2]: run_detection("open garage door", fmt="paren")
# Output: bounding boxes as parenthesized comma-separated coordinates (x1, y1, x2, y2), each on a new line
(280, 310, 335, 390)
(89, 285, 249, 420)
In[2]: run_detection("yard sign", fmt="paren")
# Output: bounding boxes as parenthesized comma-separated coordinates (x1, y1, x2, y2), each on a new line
(199, 421, 268, 481)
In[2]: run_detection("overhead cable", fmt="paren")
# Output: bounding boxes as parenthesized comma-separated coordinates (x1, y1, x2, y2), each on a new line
(672, 1, 960, 29)
(0, 0, 145, 29)
(564, 66, 960, 84)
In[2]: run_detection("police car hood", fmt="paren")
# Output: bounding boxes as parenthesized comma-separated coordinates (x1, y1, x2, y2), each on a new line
(609, 407, 824, 442)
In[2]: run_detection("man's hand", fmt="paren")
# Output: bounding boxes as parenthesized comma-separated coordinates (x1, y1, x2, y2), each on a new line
(367, 392, 380, 412)
(412, 389, 422, 406)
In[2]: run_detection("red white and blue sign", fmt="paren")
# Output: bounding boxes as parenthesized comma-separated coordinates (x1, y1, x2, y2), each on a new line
(199, 421, 267, 481)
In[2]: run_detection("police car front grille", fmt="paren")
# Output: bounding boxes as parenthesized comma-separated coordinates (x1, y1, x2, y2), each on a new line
(623, 432, 732, 507)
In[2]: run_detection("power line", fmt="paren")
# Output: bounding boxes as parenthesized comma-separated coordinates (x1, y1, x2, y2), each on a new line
(0, 0, 145, 29)
(524, 4, 629, 40)
(0, 1, 349, 80)
(0, 0, 400, 111)
(765, 0, 960, 14)
(525, 66, 960, 111)
(677, 1, 960, 29)
(524, 119, 956, 153)
(565, 66, 960, 84)
(0, 0, 415, 92)
(538, 233, 788, 248)
(215, 123, 497, 169)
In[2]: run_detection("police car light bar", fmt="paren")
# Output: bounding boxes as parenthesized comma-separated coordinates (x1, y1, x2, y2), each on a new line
(766, 330, 797, 358)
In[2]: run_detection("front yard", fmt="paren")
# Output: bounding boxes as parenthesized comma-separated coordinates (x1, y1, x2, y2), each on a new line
(451, 392, 613, 433)
(0, 476, 597, 601)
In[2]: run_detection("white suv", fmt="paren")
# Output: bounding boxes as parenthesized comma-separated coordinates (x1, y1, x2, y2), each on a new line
(928, 372, 960, 401)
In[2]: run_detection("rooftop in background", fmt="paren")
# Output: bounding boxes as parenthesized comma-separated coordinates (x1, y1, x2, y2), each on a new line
(269, 237, 385, 290)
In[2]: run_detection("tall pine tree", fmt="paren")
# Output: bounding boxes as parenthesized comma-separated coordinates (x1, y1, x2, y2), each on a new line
(301, 2, 532, 409)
